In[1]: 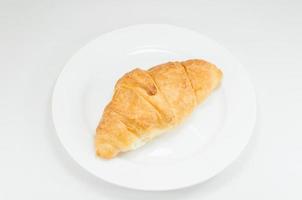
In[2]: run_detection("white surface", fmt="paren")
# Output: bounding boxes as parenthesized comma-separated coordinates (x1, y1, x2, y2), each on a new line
(0, 0, 301, 199)
(52, 24, 256, 190)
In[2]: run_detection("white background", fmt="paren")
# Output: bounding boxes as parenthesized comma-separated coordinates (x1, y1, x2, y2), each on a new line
(0, 0, 301, 199)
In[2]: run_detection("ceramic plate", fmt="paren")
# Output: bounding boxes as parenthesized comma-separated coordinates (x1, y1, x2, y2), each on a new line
(52, 24, 256, 191)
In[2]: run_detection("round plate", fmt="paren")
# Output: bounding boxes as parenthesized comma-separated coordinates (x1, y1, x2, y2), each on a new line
(52, 24, 256, 191)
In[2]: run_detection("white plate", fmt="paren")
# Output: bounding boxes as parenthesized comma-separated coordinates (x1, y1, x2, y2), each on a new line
(52, 24, 256, 191)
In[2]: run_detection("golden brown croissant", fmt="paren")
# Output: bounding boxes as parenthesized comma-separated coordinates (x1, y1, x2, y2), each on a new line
(95, 59, 223, 159)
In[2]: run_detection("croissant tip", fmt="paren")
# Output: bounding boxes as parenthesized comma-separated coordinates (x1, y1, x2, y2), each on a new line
(95, 144, 119, 159)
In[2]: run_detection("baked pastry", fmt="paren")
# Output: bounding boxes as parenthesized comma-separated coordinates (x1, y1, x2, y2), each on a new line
(95, 59, 223, 159)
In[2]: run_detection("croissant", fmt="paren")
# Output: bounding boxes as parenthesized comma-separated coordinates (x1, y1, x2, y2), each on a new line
(95, 59, 223, 159)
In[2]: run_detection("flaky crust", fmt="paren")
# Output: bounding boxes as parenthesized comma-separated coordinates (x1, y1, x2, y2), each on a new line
(95, 59, 223, 159)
